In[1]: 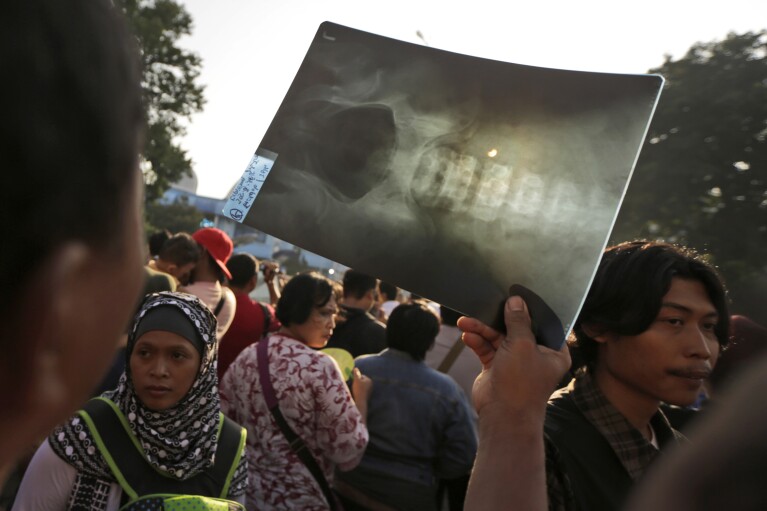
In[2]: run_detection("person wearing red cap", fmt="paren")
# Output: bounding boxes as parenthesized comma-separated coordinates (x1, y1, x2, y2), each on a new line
(180, 228, 237, 340)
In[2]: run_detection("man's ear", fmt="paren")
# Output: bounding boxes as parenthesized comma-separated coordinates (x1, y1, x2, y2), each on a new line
(581, 323, 615, 344)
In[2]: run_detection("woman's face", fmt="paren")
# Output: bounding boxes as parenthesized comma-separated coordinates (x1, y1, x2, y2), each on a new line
(130, 331, 201, 411)
(290, 295, 339, 348)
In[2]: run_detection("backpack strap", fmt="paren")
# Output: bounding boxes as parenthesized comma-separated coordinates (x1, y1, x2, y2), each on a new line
(215, 414, 248, 499)
(437, 334, 465, 373)
(79, 398, 246, 501)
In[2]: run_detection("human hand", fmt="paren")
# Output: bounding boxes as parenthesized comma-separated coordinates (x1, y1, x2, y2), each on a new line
(262, 261, 279, 283)
(351, 367, 373, 403)
(457, 296, 570, 419)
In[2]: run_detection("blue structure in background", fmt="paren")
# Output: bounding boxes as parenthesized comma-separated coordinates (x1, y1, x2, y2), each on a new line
(161, 185, 345, 281)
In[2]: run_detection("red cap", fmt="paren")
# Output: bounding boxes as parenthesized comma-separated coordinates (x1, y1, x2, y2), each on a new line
(193, 228, 233, 280)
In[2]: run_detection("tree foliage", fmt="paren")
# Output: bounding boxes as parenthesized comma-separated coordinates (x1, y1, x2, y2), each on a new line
(612, 31, 767, 292)
(145, 197, 207, 235)
(117, 0, 205, 201)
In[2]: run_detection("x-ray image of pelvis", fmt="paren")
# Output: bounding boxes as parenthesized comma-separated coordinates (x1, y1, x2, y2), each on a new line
(224, 21, 663, 342)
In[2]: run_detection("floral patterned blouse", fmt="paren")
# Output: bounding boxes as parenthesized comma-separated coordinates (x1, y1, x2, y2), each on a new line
(220, 332, 369, 510)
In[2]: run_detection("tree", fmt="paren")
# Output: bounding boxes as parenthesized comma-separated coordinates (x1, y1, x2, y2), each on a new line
(612, 31, 767, 295)
(117, 0, 205, 201)
(145, 197, 208, 234)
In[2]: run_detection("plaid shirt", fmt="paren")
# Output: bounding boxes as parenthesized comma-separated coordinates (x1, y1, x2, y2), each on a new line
(545, 371, 684, 511)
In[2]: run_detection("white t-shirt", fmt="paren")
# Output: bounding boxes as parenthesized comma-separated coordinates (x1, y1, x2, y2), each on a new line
(180, 281, 236, 340)
(380, 300, 400, 320)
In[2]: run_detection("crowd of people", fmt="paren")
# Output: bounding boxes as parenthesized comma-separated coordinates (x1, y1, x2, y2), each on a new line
(3, 0, 767, 510)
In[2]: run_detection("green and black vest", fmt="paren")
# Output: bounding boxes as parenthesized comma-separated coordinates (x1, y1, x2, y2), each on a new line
(79, 397, 247, 511)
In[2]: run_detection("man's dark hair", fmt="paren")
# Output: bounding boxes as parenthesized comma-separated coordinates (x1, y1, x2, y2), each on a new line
(159, 233, 201, 267)
(227, 253, 259, 288)
(1, 0, 143, 317)
(386, 302, 440, 361)
(276, 272, 337, 326)
(379, 282, 398, 302)
(571, 240, 730, 371)
(342, 270, 378, 299)
(148, 230, 172, 258)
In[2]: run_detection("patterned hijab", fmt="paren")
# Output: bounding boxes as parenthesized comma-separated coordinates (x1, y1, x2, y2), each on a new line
(50, 292, 225, 481)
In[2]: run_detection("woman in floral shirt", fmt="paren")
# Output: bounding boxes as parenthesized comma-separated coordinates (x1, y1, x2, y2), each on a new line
(220, 272, 371, 510)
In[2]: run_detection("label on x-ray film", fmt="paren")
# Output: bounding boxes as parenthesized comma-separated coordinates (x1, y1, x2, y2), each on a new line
(222, 148, 278, 223)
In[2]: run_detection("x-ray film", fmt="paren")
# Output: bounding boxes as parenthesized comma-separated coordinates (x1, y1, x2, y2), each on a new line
(225, 22, 663, 339)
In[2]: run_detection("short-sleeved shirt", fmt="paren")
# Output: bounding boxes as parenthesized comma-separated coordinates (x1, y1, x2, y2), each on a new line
(218, 292, 280, 380)
(220, 332, 369, 510)
(179, 281, 236, 340)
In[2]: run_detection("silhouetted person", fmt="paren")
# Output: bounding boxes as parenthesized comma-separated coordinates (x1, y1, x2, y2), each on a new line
(0, 0, 145, 484)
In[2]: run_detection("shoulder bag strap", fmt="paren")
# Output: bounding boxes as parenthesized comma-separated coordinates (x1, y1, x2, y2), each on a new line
(213, 295, 226, 316)
(258, 302, 272, 334)
(256, 338, 340, 511)
(437, 334, 466, 373)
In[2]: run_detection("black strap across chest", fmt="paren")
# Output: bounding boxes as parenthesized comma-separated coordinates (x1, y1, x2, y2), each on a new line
(256, 338, 341, 511)
(213, 295, 226, 316)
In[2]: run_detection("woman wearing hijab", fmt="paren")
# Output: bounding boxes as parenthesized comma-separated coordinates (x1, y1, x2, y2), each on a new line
(12, 292, 248, 510)
(220, 272, 371, 510)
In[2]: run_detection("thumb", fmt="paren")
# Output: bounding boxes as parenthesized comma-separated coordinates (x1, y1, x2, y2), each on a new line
(504, 296, 536, 346)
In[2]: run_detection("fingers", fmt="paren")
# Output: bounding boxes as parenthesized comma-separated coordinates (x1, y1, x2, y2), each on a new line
(459, 315, 503, 367)
(462, 331, 497, 368)
(456, 315, 477, 333)
(353, 367, 371, 384)
(458, 316, 503, 346)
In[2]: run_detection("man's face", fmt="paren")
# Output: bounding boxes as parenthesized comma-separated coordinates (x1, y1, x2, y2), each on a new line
(170, 261, 196, 286)
(597, 277, 720, 408)
(57, 171, 145, 413)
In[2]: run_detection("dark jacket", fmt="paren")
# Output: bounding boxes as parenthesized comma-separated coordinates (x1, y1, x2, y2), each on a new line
(327, 305, 386, 358)
(544, 382, 682, 511)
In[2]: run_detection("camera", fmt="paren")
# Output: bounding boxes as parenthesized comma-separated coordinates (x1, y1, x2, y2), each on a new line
(260, 261, 282, 274)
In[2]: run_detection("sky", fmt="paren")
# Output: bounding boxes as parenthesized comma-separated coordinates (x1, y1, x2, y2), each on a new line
(177, 0, 767, 199)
